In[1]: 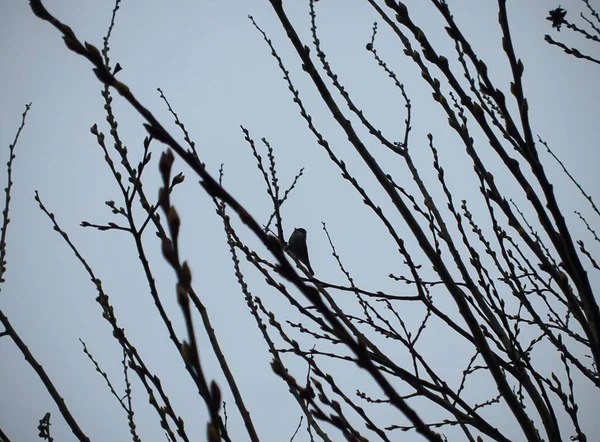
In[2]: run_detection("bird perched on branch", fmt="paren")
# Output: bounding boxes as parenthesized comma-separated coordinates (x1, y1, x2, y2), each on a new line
(287, 228, 314, 275)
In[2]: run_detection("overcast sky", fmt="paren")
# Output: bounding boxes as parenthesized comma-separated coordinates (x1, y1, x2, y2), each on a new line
(1, 1, 599, 441)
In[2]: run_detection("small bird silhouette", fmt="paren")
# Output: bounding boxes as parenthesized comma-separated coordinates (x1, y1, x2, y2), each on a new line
(287, 228, 314, 275)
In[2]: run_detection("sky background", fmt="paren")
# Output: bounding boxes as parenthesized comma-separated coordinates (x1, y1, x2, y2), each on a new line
(1, 0, 599, 441)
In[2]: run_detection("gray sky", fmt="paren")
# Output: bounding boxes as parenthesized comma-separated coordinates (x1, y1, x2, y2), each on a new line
(1, 1, 599, 441)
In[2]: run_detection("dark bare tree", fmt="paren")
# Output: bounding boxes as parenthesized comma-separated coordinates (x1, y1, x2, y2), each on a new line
(1, 1, 599, 441)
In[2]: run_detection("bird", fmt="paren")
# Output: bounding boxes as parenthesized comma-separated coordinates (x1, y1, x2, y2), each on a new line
(287, 228, 314, 275)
